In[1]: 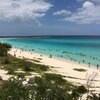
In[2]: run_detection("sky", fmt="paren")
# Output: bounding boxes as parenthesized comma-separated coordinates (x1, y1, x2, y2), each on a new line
(0, 0, 100, 36)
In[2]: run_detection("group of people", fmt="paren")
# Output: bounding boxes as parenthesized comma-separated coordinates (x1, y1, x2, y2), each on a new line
(13, 47, 100, 70)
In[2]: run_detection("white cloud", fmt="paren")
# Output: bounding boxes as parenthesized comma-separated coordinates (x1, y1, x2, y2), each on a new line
(53, 10, 71, 16)
(54, 1, 100, 24)
(0, 0, 52, 21)
(82, 1, 95, 8)
(77, 0, 100, 4)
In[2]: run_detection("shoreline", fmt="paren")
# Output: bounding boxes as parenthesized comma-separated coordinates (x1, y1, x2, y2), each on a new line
(1, 39, 100, 68)
(13, 46, 96, 69)
(9, 47, 100, 74)
(12, 47, 96, 69)
(0, 44, 98, 93)
(8, 47, 100, 92)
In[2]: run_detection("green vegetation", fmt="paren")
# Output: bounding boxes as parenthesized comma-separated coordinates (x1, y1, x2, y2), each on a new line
(0, 75, 87, 100)
(0, 42, 99, 100)
(1, 56, 49, 75)
(72, 85, 87, 100)
(0, 42, 11, 57)
(73, 68, 87, 72)
(0, 43, 49, 76)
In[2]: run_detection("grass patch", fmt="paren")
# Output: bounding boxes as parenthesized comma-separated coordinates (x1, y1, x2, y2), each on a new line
(42, 73, 75, 90)
(32, 64, 49, 73)
(0, 55, 49, 76)
(14, 72, 31, 76)
(73, 68, 87, 72)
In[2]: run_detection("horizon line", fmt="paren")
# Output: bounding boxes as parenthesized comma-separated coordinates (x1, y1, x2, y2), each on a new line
(0, 35, 100, 38)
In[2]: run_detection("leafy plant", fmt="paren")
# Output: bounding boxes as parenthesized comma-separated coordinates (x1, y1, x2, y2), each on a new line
(73, 68, 87, 72)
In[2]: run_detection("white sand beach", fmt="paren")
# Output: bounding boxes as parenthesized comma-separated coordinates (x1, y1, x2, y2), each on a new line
(8, 48, 100, 92)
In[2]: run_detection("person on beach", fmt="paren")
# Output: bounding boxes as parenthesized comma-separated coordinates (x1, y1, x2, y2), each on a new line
(14, 51, 16, 57)
(57, 55, 59, 57)
(60, 55, 63, 57)
(93, 57, 95, 60)
(97, 64, 99, 69)
(88, 62, 90, 67)
(50, 55, 52, 58)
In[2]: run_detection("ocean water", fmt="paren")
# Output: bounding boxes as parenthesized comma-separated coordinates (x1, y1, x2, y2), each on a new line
(0, 37, 100, 67)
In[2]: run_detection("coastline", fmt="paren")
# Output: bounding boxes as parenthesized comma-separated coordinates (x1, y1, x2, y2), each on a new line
(8, 47, 100, 92)
(1, 37, 100, 67)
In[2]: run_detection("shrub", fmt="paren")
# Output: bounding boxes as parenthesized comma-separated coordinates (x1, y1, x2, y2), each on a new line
(21, 61, 32, 71)
(0, 43, 11, 57)
(73, 68, 87, 72)
(2, 57, 10, 64)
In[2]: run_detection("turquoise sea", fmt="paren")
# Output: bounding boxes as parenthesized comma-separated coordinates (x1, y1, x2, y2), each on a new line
(0, 36, 100, 67)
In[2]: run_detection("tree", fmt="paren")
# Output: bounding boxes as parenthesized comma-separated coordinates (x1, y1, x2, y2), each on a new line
(0, 74, 88, 100)
(0, 77, 29, 100)
(72, 85, 87, 100)
(2, 57, 10, 64)
(0, 42, 11, 57)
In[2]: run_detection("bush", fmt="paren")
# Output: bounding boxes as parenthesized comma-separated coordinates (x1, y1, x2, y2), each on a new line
(0, 75, 88, 100)
(0, 43, 11, 57)
(21, 61, 32, 71)
(2, 57, 10, 64)
(72, 85, 87, 100)
(7, 68, 15, 74)
(73, 68, 87, 72)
